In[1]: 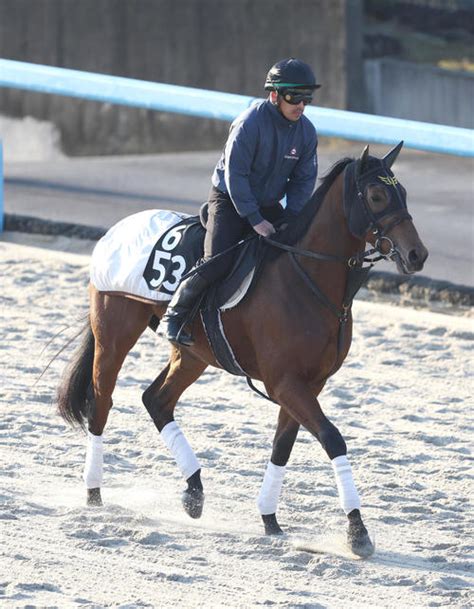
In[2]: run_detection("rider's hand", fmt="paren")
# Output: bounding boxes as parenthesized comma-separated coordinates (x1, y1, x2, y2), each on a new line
(253, 219, 276, 237)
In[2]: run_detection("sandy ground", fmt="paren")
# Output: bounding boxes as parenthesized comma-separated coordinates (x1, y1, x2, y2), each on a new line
(1, 233, 473, 609)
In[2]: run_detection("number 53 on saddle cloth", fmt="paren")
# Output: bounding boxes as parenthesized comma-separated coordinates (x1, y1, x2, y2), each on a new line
(90, 210, 204, 303)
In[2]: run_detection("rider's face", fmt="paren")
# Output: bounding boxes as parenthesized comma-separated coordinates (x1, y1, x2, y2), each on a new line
(278, 97, 305, 122)
(270, 91, 306, 122)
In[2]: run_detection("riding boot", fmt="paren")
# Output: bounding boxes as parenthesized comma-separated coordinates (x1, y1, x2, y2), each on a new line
(160, 270, 209, 346)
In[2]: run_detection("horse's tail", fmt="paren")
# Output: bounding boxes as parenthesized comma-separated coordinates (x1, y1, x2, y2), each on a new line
(56, 317, 95, 429)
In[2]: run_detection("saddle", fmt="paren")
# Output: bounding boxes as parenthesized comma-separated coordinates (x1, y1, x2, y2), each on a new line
(145, 214, 267, 375)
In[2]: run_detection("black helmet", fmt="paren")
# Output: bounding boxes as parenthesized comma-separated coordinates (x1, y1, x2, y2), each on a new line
(264, 58, 321, 91)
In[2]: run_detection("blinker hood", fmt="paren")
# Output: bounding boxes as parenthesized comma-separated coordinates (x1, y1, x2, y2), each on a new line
(343, 160, 408, 239)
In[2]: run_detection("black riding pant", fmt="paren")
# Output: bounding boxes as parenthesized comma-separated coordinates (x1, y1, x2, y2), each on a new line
(199, 186, 284, 283)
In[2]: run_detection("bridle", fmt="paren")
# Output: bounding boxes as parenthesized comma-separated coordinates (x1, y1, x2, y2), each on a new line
(266, 161, 412, 270)
(265, 157, 413, 302)
(354, 163, 412, 264)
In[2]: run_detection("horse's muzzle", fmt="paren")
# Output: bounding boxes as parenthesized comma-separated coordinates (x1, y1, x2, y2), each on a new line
(396, 243, 429, 274)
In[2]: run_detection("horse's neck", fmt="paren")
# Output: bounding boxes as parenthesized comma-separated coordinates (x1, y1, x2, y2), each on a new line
(302, 174, 359, 258)
(298, 174, 362, 301)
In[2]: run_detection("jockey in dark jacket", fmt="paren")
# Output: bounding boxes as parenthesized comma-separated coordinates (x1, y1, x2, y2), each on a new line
(161, 58, 321, 346)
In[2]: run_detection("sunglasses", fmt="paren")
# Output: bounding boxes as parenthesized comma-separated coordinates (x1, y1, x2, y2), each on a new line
(280, 89, 314, 105)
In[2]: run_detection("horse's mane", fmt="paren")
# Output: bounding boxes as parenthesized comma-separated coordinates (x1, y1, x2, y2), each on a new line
(264, 156, 354, 263)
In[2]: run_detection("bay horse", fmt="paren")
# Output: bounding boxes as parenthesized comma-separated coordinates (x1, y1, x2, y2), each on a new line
(57, 143, 428, 558)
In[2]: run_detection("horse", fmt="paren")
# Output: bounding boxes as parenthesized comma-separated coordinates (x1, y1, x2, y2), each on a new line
(57, 142, 428, 558)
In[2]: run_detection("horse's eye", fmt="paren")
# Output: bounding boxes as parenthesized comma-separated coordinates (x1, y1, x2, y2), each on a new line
(366, 187, 390, 213)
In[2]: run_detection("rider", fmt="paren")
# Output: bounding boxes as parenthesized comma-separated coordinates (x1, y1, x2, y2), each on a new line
(161, 58, 321, 346)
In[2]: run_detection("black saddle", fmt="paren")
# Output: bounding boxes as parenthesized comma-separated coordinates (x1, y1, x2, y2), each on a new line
(144, 212, 265, 307)
(144, 212, 267, 374)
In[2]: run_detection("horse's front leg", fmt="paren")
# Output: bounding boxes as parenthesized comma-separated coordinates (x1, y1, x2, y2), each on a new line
(270, 376, 374, 557)
(258, 408, 299, 535)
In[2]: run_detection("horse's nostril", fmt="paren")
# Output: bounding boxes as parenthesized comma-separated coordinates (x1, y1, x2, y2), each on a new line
(408, 250, 419, 264)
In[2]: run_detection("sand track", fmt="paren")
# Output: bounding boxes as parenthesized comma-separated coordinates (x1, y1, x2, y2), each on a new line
(1, 235, 472, 608)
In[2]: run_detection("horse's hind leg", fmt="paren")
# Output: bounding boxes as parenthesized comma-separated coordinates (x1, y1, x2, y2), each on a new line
(258, 408, 299, 535)
(142, 347, 207, 518)
(86, 289, 151, 506)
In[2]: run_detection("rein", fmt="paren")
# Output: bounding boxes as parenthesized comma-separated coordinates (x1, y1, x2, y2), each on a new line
(264, 237, 383, 267)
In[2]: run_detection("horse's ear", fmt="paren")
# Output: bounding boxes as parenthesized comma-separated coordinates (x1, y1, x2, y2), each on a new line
(383, 140, 404, 168)
(359, 145, 369, 173)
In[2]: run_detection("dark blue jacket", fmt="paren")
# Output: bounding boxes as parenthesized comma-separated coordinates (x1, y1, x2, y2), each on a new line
(212, 99, 318, 226)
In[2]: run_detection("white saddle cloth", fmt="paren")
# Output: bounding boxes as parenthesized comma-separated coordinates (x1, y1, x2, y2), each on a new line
(90, 209, 188, 302)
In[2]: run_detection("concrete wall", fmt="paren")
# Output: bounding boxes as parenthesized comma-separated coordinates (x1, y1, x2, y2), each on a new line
(365, 59, 474, 128)
(0, 0, 363, 155)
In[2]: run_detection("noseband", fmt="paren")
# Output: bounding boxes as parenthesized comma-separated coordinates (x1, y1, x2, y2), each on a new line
(361, 215, 408, 266)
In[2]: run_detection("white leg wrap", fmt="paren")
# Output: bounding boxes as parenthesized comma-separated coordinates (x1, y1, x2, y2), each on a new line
(160, 421, 200, 480)
(331, 455, 361, 514)
(257, 461, 286, 515)
(83, 432, 103, 489)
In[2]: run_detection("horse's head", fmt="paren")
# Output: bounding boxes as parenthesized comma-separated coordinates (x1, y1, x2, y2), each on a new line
(344, 142, 428, 274)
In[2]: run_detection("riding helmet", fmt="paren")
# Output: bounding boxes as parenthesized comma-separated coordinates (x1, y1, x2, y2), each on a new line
(264, 58, 321, 91)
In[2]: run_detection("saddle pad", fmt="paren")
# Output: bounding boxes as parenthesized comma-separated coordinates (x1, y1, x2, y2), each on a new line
(199, 237, 265, 376)
(200, 309, 247, 376)
(90, 209, 190, 302)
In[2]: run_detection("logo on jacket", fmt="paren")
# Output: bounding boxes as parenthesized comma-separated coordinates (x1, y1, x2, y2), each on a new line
(284, 148, 299, 160)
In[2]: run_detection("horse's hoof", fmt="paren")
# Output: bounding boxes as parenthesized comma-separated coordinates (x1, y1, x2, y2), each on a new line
(87, 488, 103, 507)
(347, 522, 375, 558)
(182, 487, 204, 519)
(262, 513, 284, 536)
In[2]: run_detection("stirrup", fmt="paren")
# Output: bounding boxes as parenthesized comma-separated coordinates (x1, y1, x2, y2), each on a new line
(162, 314, 194, 346)
(175, 324, 194, 347)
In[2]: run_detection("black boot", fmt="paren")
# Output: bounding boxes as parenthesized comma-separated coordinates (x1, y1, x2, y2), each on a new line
(161, 270, 209, 346)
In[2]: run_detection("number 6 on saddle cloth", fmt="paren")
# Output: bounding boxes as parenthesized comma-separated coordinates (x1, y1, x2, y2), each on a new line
(143, 211, 261, 306)
(143, 216, 205, 295)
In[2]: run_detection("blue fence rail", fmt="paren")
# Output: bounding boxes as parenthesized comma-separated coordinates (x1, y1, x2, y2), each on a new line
(0, 58, 473, 232)
(1, 59, 473, 157)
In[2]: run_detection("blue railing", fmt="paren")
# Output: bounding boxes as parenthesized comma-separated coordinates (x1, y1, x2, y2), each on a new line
(1, 59, 473, 156)
(0, 58, 473, 231)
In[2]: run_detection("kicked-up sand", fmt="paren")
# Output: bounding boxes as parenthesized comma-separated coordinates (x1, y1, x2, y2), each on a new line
(0, 233, 473, 609)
